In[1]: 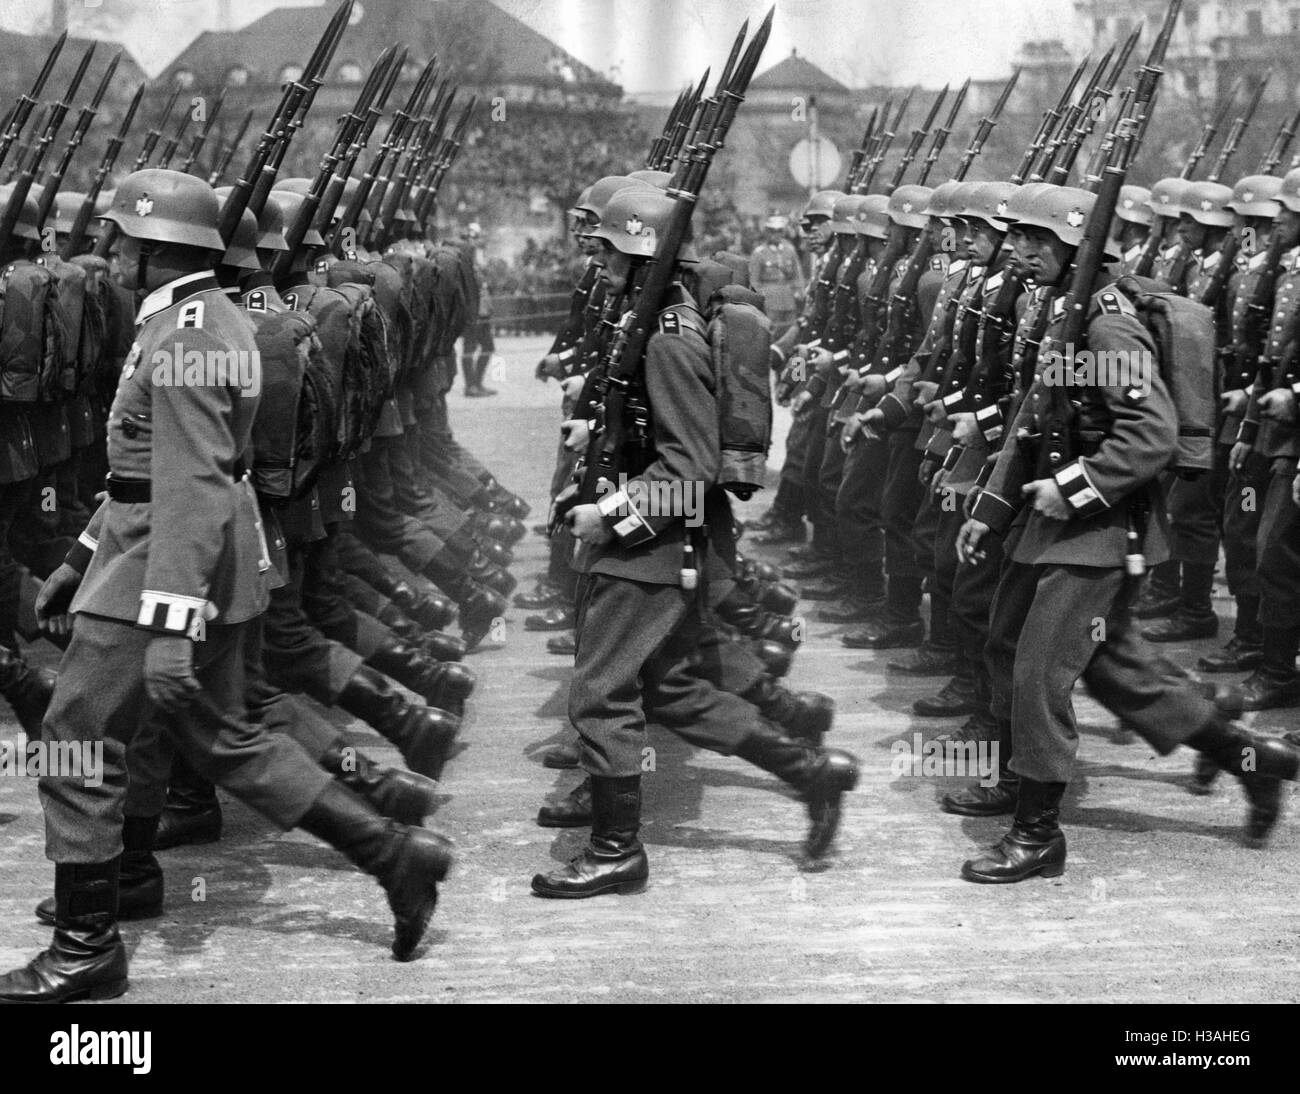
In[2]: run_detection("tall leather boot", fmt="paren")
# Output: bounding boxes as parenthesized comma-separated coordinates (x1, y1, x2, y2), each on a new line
(741, 677, 834, 744)
(1132, 559, 1181, 618)
(483, 477, 531, 521)
(1187, 715, 1300, 844)
(298, 782, 453, 960)
(0, 859, 129, 1002)
(37, 815, 163, 927)
(531, 775, 648, 897)
(364, 636, 476, 716)
(536, 776, 592, 827)
(0, 644, 56, 737)
(1198, 593, 1263, 672)
(469, 509, 526, 547)
(155, 754, 222, 850)
(370, 600, 467, 663)
(425, 570, 507, 650)
(754, 639, 793, 678)
(733, 726, 859, 858)
(1143, 561, 1218, 641)
(1239, 625, 1300, 710)
(319, 744, 440, 826)
(388, 581, 457, 631)
(714, 586, 801, 650)
(337, 665, 460, 781)
(942, 718, 1017, 816)
(961, 778, 1067, 883)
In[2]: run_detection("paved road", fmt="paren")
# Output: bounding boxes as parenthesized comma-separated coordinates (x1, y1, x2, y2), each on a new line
(1, 335, 1297, 1003)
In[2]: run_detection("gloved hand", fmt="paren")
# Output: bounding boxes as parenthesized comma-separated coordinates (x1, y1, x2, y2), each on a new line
(35, 563, 82, 637)
(144, 635, 201, 711)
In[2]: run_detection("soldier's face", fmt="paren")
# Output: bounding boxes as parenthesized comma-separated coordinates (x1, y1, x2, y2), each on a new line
(1276, 208, 1300, 249)
(1010, 225, 1071, 285)
(1177, 213, 1207, 249)
(802, 216, 832, 248)
(968, 223, 1002, 265)
(598, 242, 632, 292)
(117, 234, 144, 291)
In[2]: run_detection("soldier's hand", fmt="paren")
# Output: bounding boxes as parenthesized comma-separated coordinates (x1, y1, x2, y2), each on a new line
(791, 389, 813, 413)
(1229, 441, 1253, 473)
(559, 375, 585, 400)
(840, 414, 864, 452)
(842, 370, 867, 392)
(860, 407, 885, 441)
(35, 563, 82, 637)
(1259, 388, 1298, 422)
(567, 503, 613, 547)
(860, 373, 888, 402)
(561, 417, 590, 456)
(924, 398, 948, 425)
(1022, 477, 1070, 520)
(1220, 388, 1248, 416)
(951, 412, 978, 445)
(144, 636, 201, 712)
(956, 518, 991, 565)
(808, 347, 833, 368)
(914, 381, 939, 405)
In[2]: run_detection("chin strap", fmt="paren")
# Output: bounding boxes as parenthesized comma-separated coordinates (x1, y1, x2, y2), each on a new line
(136, 240, 155, 293)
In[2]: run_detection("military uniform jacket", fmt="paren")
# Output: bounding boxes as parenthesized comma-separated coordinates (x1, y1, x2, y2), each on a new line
(67, 273, 271, 635)
(1240, 245, 1300, 459)
(970, 284, 1176, 568)
(748, 240, 803, 313)
(582, 286, 734, 587)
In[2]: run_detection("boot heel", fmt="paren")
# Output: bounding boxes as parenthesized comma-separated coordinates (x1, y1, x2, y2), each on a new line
(87, 977, 130, 1001)
(1037, 861, 1066, 879)
(616, 877, 648, 895)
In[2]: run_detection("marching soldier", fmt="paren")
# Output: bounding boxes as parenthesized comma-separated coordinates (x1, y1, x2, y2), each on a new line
(0, 170, 454, 1002)
(955, 183, 1300, 884)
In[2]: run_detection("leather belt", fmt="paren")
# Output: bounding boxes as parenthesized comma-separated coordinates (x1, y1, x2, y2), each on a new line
(106, 460, 248, 503)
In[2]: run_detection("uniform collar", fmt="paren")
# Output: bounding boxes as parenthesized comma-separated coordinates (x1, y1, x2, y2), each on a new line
(136, 271, 221, 325)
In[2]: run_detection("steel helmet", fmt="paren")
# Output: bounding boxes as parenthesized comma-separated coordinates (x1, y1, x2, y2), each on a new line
(1278, 167, 1300, 214)
(0, 184, 43, 242)
(1115, 185, 1154, 226)
(996, 183, 1096, 247)
(570, 184, 594, 217)
(1147, 176, 1190, 218)
(574, 175, 653, 227)
(1227, 175, 1283, 218)
(922, 180, 963, 219)
(854, 194, 890, 240)
(254, 192, 290, 251)
(802, 189, 843, 222)
(99, 168, 225, 250)
(627, 169, 671, 189)
(272, 177, 312, 196)
(223, 208, 262, 271)
(1179, 180, 1234, 227)
(954, 181, 1018, 229)
(764, 213, 788, 230)
(267, 190, 326, 247)
(830, 194, 864, 234)
(888, 184, 934, 230)
(588, 187, 697, 261)
(51, 189, 86, 235)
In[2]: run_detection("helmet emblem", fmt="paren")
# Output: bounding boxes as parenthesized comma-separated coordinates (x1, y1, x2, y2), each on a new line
(625, 215, 644, 236)
(135, 194, 154, 217)
(901, 201, 913, 213)
(1200, 199, 1213, 211)
(1066, 208, 1084, 228)
(1243, 191, 1254, 202)
(996, 200, 1008, 217)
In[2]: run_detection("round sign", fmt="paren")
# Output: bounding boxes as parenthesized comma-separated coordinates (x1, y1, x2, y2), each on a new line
(789, 136, 842, 189)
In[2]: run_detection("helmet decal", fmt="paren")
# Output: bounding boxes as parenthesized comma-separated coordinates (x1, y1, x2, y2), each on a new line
(1066, 208, 1084, 228)
(626, 215, 644, 236)
(1200, 199, 1212, 211)
(135, 195, 154, 217)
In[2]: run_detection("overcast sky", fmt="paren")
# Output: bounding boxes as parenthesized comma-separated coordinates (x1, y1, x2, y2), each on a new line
(0, 0, 1083, 87)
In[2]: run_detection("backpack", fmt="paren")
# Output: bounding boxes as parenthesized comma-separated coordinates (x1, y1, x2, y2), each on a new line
(1116, 275, 1216, 476)
(0, 261, 65, 404)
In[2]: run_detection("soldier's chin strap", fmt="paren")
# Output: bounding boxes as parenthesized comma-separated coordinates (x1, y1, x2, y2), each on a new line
(136, 239, 156, 295)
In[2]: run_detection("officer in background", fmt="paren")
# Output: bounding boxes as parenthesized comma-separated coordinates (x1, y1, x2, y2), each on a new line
(0, 171, 454, 1003)
(748, 213, 804, 334)
(460, 221, 497, 397)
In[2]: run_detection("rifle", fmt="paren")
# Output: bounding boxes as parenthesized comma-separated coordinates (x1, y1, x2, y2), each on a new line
(63, 80, 143, 257)
(336, 56, 438, 250)
(154, 91, 195, 170)
(412, 95, 476, 236)
(916, 79, 968, 186)
(180, 85, 226, 174)
(1039, 0, 1180, 478)
(844, 106, 879, 191)
(859, 88, 912, 193)
(1206, 70, 1268, 183)
(1257, 103, 1300, 175)
(208, 107, 253, 186)
(131, 80, 183, 173)
(1183, 77, 1239, 179)
(0, 30, 67, 173)
(571, 9, 772, 520)
(218, 0, 353, 244)
(269, 43, 397, 281)
(955, 69, 1019, 181)
(883, 85, 947, 194)
(1048, 24, 1141, 185)
(391, 80, 453, 235)
(646, 88, 686, 171)
(5, 103, 49, 184)
(35, 50, 121, 236)
(0, 42, 95, 250)
(662, 69, 710, 169)
(1032, 45, 1112, 182)
(1013, 54, 1088, 183)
